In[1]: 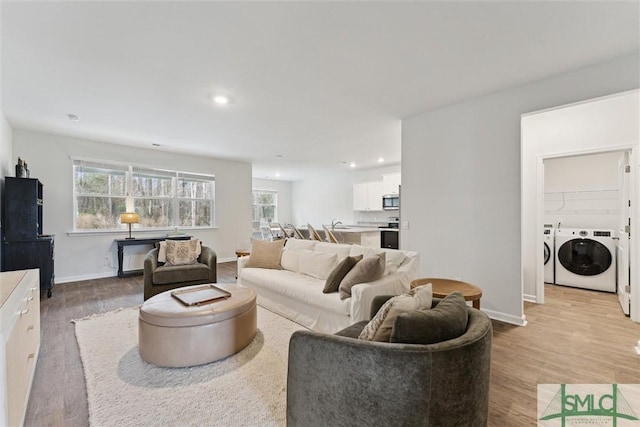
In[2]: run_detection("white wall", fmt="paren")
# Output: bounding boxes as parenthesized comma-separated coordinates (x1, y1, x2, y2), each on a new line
(522, 90, 639, 313)
(291, 164, 401, 227)
(544, 151, 623, 230)
(402, 53, 639, 326)
(252, 178, 293, 225)
(0, 114, 11, 268)
(12, 129, 252, 283)
(0, 116, 11, 179)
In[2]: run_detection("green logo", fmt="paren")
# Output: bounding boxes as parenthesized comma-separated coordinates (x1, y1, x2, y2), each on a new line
(539, 384, 639, 426)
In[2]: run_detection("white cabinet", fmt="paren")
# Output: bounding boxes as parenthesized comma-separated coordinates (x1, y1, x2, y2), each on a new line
(353, 181, 384, 211)
(382, 173, 401, 195)
(353, 183, 370, 211)
(1, 269, 40, 427)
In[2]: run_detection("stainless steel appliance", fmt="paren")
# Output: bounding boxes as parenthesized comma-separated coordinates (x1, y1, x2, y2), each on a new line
(380, 217, 399, 249)
(382, 194, 399, 210)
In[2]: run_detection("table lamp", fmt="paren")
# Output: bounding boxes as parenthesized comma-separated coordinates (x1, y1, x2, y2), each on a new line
(120, 212, 140, 239)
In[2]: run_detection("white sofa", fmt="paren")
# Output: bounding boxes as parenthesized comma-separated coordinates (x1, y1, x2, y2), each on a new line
(237, 239, 419, 333)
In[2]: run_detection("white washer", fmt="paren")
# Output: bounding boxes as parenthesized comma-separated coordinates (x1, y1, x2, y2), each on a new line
(543, 225, 554, 284)
(555, 228, 616, 292)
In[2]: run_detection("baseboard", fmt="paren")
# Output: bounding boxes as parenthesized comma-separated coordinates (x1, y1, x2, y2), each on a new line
(482, 308, 528, 326)
(523, 293, 537, 303)
(56, 270, 117, 284)
(56, 259, 236, 284)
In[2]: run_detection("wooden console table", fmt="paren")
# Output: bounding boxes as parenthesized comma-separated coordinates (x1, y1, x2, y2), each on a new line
(115, 235, 191, 278)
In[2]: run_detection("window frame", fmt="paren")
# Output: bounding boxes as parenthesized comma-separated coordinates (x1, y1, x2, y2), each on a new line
(252, 189, 278, 224)
(72, 158, 215, 232)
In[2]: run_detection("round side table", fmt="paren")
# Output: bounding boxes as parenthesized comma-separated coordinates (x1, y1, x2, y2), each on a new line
(411, 278, 482, 309)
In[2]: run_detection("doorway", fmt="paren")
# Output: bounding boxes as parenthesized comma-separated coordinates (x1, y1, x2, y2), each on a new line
(542, 150, 631, 314)
(521, 89, 639, 323)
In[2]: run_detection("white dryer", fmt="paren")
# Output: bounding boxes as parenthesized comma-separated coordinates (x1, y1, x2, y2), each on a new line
(543, 225, 554, 284)
(555, 228, 616, 292)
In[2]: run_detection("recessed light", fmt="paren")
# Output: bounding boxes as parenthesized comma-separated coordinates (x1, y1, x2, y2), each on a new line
(67, 114, 80, 121)
(275, 172, 281, 177)
(377, 157, 385, 163)
(349, 162, 356, 168)
(212, 95, 229, 105)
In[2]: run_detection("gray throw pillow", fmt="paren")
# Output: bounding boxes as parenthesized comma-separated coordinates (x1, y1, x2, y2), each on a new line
(338, 252, 386, 300)
(390, 291, 469, 344)
(323, 255, 363, 293)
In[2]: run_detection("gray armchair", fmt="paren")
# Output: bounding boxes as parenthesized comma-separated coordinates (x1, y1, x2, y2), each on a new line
(143, 246, 217, 300)
(287, 295, 492, 427)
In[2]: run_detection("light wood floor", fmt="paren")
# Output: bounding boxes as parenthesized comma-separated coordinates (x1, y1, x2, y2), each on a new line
(23, 263, 640, 426)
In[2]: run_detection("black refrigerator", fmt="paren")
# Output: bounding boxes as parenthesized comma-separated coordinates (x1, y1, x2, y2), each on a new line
(2, 177, 55, 297)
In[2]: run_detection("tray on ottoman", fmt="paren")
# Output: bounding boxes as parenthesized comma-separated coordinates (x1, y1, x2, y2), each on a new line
(171, 284, 231, 306)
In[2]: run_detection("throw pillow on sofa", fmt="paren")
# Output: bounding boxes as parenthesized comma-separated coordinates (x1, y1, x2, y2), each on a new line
(165, 240, 200, 266)
(297, 250, 338, 280)
(390, 291, 469, 345)
(323, 255, 363, 293)
(358, 283, 433, 342)
(284, 238, 317, 251)
(245, 239, 285, 269)
(314, 242, 351, 260)
(338, 252, 386, 300)
(280, 249, 299, 272)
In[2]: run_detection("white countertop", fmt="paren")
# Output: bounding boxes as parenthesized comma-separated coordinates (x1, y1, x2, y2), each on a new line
(298, 225, 397, 234)
(331, 227, 381, 234)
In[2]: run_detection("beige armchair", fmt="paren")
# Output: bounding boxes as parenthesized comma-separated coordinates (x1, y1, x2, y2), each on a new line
(143, 246, 217, 300)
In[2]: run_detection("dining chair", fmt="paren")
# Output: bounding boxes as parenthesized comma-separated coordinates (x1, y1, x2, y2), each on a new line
(288, 224, 306, 240)
(307, 224, 323, 241)
(322, 225, 339, 244)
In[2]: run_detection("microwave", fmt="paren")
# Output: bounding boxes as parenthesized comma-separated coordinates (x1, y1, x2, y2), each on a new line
(382, 194, 399, 210)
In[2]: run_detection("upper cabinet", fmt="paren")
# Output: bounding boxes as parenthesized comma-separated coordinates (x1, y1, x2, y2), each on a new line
(353, 181, 384, 211)
(382, 173, 401, 195)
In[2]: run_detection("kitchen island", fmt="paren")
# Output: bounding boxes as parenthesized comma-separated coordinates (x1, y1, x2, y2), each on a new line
(331, 227, 381, 248)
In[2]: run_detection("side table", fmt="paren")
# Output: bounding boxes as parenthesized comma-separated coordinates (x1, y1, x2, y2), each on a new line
(411, 277, 483, 309)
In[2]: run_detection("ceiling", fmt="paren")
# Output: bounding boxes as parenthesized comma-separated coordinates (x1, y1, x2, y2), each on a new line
(2, 1, 638, 181)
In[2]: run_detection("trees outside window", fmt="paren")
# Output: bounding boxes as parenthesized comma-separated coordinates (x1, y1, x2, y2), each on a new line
(73, 160, 214, 230)
(252, 190, 277, 223)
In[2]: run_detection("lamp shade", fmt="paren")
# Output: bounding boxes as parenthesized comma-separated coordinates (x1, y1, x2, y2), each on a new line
(120, 212, 140, 224)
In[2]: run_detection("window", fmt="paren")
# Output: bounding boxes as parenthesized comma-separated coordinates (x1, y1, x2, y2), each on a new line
(73, 160, 214, 230)
(252, 190, 277, 223)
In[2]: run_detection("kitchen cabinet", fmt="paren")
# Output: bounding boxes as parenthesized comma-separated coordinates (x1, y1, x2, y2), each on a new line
(353, 181, 383, 211)
(353, 183, 369, 211)
(382, 173, 401, 195)
(1, 269, 40, 427)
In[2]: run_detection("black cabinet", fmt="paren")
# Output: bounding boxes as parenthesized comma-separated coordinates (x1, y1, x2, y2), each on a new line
(3, 177, 43, 240)
(2, 177, 55, 297)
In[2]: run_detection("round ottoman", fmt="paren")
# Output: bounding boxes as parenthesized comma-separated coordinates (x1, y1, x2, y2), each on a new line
(138, 283, 257, 367)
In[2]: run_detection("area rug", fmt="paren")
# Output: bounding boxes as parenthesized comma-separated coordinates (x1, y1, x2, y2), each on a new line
(74, 306, 307, 427)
